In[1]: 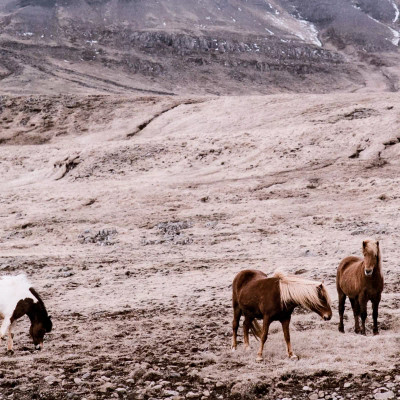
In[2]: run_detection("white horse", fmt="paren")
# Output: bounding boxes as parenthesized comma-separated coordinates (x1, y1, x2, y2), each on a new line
(0, 275, 52, 352)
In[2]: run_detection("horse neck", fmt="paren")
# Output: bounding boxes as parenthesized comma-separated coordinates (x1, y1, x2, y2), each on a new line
(26, 302, 45, 324)
(279, 281, 321, 311)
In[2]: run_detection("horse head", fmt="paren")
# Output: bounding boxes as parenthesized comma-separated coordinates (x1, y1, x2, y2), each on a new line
(310, 283, 332, 321)
(30, 312, 52, 350)
(363, 239, 380, 277)
(28, 288, 53, 350)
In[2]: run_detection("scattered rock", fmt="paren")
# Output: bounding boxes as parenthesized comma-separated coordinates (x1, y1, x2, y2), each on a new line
(44, 375, 58, 385)
(99, 382, 114, 393)
(374, 391, 395, 399)
(79, 228, 118, 245)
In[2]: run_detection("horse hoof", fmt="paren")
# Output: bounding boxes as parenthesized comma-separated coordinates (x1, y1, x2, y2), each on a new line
(6, 350, 14, 355)
(338, 327, 344, 333)
(231, 347, 236, 352)
(373, 330, 379, 336)
(290, 354, 299, 361)
(255, 356, 263, 362)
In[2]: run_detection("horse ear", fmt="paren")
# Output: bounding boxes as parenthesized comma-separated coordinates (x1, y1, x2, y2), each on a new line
(376, 240, 379, 248)
(319, 283, 323, 289)
(363, 240, 367, 249)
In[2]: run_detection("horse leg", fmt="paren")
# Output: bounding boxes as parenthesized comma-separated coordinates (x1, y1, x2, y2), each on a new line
(256, 316, 270, 362)
(359, 296, 368, 335)
(0, 317, 11, 341)
(7, 323, 15, 353)
(349, 298, 360, 334)
(243, 315, 252, 351)
(231, 303, 242, 351)
(338, 290, 346, 333)
(281, 318, 297, 360)
(372, 296, 381, 335)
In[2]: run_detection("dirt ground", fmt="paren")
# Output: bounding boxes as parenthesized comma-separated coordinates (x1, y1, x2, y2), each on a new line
(0, 93, 399, 399)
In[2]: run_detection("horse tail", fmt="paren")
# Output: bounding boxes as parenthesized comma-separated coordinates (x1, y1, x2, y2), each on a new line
(250, 319, 262, 340)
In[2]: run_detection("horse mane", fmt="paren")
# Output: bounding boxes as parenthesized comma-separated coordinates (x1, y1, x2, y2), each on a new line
(274, 271, 331, 310)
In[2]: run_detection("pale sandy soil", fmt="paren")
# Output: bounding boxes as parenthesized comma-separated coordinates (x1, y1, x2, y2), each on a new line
(0, 93, 399, 399)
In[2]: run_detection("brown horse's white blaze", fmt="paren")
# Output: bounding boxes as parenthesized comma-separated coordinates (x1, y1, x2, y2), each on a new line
(0, 275, 52, 353)
(336, 239, 384, 335)
(232, 269, 332, 362)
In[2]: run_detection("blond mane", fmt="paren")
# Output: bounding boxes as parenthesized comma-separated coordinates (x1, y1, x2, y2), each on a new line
(274, 271, 331, 310)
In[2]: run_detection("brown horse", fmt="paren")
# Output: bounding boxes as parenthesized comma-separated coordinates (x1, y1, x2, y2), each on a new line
(232, 270, 332, 361)
(336, 239, 384, 335)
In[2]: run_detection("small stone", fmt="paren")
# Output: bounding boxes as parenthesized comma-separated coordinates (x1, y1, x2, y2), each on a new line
(82, 373, 90, 379)
(44, 375, 58, 385)
(164, 390, 179, 396)
(202, 390, 210, 397)
(374, 391, 395, 400)
(74, 377, 82, 384)
(99, 382, 113, 393)
(319, 391, 325, 398)
(303, 386, 312, 391)
(309, 394, 319, 400)
(176, 386, 185, 392)
(115, 388, 126, 393)
(344, 383, 352, 388)
(215, 381, 224, 388)
(186, 392, 200, 399)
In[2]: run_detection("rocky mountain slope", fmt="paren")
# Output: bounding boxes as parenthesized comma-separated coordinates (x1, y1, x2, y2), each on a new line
(1, 0, 400, 94)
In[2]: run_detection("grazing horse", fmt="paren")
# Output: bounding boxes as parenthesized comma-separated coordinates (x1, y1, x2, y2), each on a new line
(0, 275, 52, 352)
(232, 270, 332, 361)
(336, 239, 384, 335)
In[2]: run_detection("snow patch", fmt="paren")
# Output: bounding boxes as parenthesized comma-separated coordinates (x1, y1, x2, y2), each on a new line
(389, 0, 399, 23)
(367, 14, 399, 46)
(389, 26, 400, 45)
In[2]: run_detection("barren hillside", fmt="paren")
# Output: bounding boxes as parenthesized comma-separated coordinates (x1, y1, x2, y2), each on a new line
(0, 93, 399, 399)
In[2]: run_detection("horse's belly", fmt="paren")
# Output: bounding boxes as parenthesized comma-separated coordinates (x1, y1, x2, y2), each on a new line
(240, 304, 262, 319)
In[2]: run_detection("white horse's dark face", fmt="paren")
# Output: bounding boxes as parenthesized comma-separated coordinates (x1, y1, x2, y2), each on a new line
(30, 317, 52, 350)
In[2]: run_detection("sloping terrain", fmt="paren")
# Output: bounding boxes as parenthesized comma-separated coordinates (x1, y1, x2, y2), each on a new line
(0, 93, 399, 399)
(0, 0, 400, 94)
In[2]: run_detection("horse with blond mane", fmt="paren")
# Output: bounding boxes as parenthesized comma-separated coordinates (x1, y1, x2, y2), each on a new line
(336, 239, 384, 335)
(232, 270, 332, 361)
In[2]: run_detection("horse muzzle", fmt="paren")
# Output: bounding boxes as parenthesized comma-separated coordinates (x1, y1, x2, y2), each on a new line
(35, 343, 43, 351)
(364, 269, 373, 277)
(322, 312, 332, 321)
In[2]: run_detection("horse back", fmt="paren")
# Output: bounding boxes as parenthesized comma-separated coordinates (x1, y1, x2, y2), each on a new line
(232, 270, 281, 317)
(233, 270, 267, 295)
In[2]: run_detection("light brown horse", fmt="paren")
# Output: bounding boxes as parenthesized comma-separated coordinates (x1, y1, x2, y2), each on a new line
(232, 270, 332, 361)
(336, 239, 384, 335)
